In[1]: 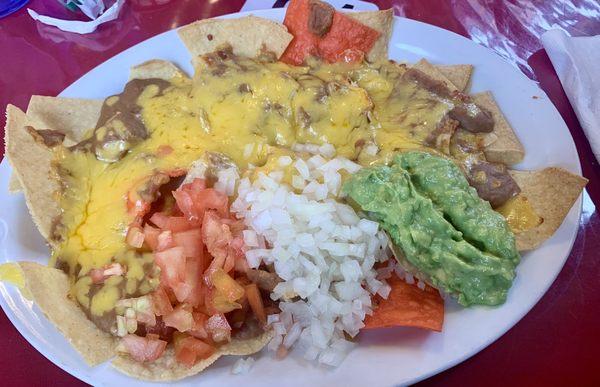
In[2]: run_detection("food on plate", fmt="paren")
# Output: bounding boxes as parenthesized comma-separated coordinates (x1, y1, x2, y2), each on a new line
(343, 152, 518, 306)
(0, 0, 587, 380)
(363, 264, 444, 332)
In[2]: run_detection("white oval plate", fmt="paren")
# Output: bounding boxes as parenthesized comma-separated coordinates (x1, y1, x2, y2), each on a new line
(0, 8, 582, 387)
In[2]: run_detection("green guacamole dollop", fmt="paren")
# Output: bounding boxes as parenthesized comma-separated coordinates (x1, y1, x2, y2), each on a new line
(342, 151, 520, 306)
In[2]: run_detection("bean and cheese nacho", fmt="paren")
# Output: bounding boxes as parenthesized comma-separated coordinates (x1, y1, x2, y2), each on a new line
(1, 0, 587, 379)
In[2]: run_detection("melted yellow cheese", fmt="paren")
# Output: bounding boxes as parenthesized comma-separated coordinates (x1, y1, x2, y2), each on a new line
(0, 263, 26, 292)
(90, 275, 123, 316)
(52, 55, 532, 318)
(496, 194, 543, 233)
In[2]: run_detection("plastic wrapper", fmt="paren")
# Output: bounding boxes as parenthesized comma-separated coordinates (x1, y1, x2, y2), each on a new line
(386, 0, 600, 78)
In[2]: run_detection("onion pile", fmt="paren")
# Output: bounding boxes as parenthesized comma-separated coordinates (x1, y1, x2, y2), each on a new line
(230, 153, 391, 366)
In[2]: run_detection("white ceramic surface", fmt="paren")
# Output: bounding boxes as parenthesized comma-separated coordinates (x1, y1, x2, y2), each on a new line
(0, 8, 582, 387)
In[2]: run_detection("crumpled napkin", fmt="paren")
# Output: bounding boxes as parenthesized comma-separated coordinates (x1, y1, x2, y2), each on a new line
(541, 29, 600, 161)
(28, 0, 125, 34)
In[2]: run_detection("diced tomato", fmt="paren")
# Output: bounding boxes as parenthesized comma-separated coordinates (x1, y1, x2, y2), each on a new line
(173, 229, 203, 258)
(175, 343, 196, 367)
(245, 283, 266, 325)
(173, 332, 215, 367)
(176, 182, 229, 221)
(202, 211, 233, 262)
(172, 282, 193, 303)
(194, 188, 229, 218)
(189, 312, 209, 339)
(156, 230, 174, 251)
(163, 304, 194, 332)
(212, 269, 245, 302)
(151, 287, 174, 316)
(234, 254, 250, 273)
(206, 313, 231, 343)
(165, 217, 196, 232)
(154, 246, 186, 287)
(173, 189, 196, 221)
(149, 212, 169, 229)
(204, 254, 226, 285)
(121, 334, 167, 362)
(143, 224, 160, 250)
(182, 257, 203, 307)
(188, 178, 207, 194)
(210, 294, 242, 313)
(126, 225, 145, 248)
(223, 252, 235, 274)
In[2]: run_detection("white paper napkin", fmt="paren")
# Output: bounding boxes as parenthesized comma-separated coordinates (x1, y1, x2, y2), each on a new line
(541, 29, 600, 161)
(28, 0, 124, 34)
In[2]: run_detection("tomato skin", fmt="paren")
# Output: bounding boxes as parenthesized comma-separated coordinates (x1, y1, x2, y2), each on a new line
(172, 281, 193, 303)
(173, 229, 204, 258)
(175, 183, 228, 221)
(154, 246, 186, 287)
(143, 224, 160, 250)
(121, 334, 167, 362)
(183, 256, 203, 307)
(173, 332, 215, 367)
(212, 269, 245, 302)
(189, 312, 209, 339)
(206, 313, 231, 343)
(156, 230, 174, 251)
(150, 212, 169, 229)
(151, 286, 174, 316)
(163, 304, 194, 332)
(166, 217, 196, 232)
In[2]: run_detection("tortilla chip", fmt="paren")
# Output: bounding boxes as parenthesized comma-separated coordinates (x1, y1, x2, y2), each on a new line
(129, 60, 189, 82)
(347, 9, 394, 62)
(364, 274, 444, 332)
(26, 96, 102, 143)
(111, 330, 273, 381)
(510, 168, 587, 251)
(178, 16, 293, 60)
(1, 262, 116, 365)
(4, 105, 61, 242)
(436, 64, 473, 91)
(282, 0, 381, 65)
(473, 91, 525, 166)
(412, 59, 459, 92)
(8, 172, 22, 193)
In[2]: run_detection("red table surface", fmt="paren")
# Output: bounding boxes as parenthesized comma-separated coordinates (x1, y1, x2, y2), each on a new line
(1, 0, 599, 386)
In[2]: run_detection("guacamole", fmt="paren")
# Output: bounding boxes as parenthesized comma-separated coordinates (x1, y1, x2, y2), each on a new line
(342, 151, 520, 306)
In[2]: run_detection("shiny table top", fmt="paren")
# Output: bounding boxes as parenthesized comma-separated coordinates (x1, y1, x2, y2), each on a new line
(1, 0, 599, 385)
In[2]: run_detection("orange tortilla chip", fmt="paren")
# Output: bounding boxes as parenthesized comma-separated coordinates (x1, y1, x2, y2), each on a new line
(282, 0, 380, 65)
(364, 274, 444, 332)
